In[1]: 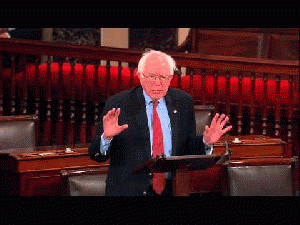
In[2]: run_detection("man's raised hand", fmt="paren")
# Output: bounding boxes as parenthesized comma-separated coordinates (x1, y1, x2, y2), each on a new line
(102, 108, 128, 140)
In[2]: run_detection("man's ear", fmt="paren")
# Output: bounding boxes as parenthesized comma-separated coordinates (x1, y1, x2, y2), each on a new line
(136, 71, 142, 79)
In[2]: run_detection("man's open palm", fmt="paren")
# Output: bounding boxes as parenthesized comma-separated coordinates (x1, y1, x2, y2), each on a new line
(103, 108, 128, 140)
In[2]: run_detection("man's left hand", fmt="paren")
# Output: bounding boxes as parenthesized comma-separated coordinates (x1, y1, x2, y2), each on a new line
(203, 113, 232, 145)
(0, 32, 10, 38)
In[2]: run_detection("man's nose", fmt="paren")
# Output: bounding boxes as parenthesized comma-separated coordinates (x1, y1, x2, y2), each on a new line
(153, 77, 162, 85)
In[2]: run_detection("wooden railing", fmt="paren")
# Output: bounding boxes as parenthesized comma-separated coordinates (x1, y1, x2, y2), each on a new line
(0, 38, 299, 155)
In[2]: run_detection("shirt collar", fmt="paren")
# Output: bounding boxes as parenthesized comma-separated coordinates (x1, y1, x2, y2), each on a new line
(142, 90, 165, 106)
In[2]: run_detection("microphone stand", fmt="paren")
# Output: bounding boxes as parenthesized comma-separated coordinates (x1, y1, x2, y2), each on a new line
(216, 140, 232, 164)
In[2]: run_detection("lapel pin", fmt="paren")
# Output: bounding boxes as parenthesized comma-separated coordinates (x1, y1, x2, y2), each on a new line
(173, 110, 177, 114)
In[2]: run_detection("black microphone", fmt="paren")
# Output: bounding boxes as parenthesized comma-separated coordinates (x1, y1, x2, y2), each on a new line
(216, 140, 232, 164)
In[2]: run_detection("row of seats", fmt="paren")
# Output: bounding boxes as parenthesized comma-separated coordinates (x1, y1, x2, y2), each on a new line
(1, 110, 297, 196)
(0, 106, 214, 195)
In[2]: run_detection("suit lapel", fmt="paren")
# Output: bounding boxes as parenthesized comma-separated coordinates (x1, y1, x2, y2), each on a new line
(132, 86, 152, 159)
(165, 90, 179, 156)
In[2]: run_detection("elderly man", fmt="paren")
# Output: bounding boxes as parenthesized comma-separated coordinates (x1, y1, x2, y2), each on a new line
(89, 49, 232, 196)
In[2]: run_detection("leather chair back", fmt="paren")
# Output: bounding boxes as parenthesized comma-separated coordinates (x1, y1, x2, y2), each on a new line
(228, 164, 295, 196)
(62, 168, 108, 196)
(0, 115, 36, 152)
(194, 105, 214, 136)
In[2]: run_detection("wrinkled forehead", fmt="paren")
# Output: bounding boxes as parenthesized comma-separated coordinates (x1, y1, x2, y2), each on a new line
(143, 53, 172, 76)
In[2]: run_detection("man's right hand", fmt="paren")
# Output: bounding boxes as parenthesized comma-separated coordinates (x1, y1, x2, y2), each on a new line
(102, 108, 128, 140)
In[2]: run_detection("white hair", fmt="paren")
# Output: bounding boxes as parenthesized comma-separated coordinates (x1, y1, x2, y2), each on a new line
(137, 49, 177, 75)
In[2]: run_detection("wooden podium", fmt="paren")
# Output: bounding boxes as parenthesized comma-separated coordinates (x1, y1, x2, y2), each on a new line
(132, 154, 222, 196)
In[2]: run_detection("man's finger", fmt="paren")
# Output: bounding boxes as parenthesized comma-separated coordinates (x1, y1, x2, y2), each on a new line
(107, 108, 115, 116)
(116, 124, 129, 135)
(119, 124, 129, 131)
(217, 114, 226, 125)
(107, 108, 119, 119)
(115, 108, 121, 117)
(220, 116, 230, 128)
(203, 125, 210, 134)
(210, 113, 219, 127)
(222, 125, 233, 134)
(103, 108, 117, 122)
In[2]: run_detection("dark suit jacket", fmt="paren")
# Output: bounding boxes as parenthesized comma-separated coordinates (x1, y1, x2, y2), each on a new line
(89, 86, 206, 196)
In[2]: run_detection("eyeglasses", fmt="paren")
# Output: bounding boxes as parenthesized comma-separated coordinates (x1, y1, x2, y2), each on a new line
(141, 74, 173, 81)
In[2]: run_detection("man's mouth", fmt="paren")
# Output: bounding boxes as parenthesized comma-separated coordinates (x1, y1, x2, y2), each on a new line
(152, 90, 163, 94)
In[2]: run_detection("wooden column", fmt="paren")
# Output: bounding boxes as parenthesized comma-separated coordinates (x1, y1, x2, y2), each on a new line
(201, 70, 206, 105)
(287, 76, 295, 144)
(173, 169, 190, 196)
(274, 75, 281, 137)
(261, 74, 268, 136)
(20, 57, 28, 115)
(237, 72, 243, 135)
(43, 57, 52, 146)
(80, 62, 87, 144)
(117, 61, 122, 92)
(105, 60, 111, 98)
(213, 71, 219, 112)
(10, 53, 16, 115)
(56, 60, 64, 145)
(33, 57, 41, 145)
(249, 72, 256, 135)
(189, 70, 194, 98)
(225, 71, 231, 115)
(91, 63, 101, 140)
(67, 60, 76, 145)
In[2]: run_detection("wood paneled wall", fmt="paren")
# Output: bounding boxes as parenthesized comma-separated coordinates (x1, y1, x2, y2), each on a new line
(178, 28, 299, 61)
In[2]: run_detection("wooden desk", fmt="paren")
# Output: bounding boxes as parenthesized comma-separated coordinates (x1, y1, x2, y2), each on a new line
(0, 136, 297, 196)
(188, 135, 298, 196)
(0, 145, 109, 196)
(212, 135, 291, 159)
